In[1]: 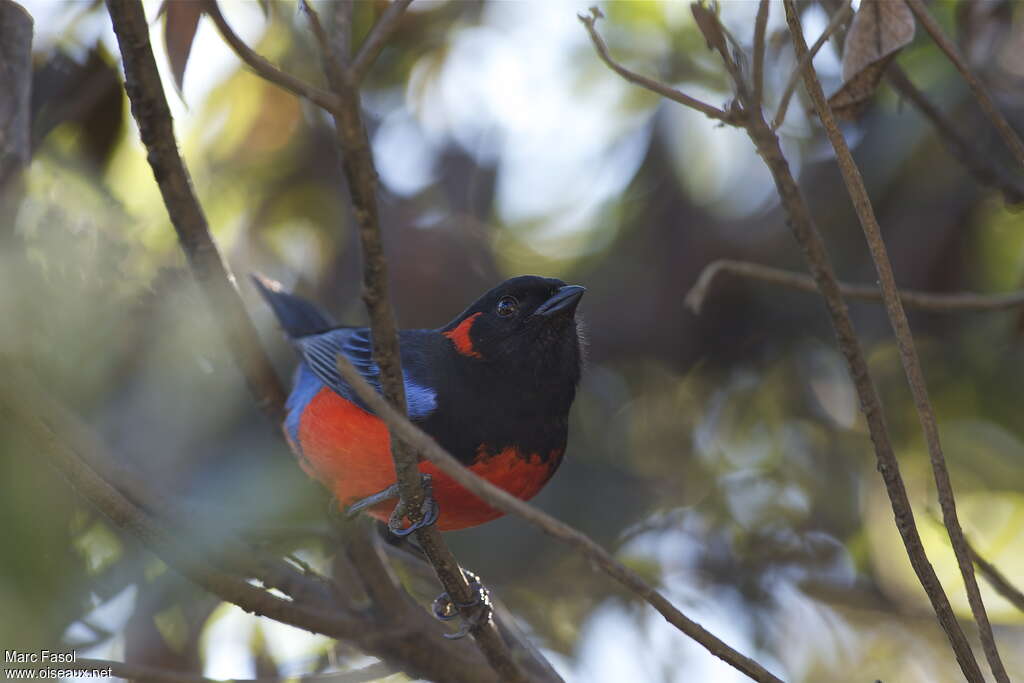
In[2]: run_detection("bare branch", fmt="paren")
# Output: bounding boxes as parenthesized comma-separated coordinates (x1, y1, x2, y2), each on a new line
(352, 0, 413, 83)
(904, 0, 1024, 168)
(336, 357, 784, 683)
(106, 0, 288, 425)
(752, 0, 770, 107)
(772, 0, 852, 131)
(314, 6, 533, 681)
(205, 0, 342, 115)
(578, 8, 739, 126)
(885, 65, 1024, 205)
(784, 3, 1007, 681)
(0, 360, 508, 683)
(969, 541, 1024, 615)
(686, 259, 1024, 315)
(579, 5, 991, 678)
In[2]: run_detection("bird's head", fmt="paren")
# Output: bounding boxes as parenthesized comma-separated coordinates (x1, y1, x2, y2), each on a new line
(441, 275, 585, 385)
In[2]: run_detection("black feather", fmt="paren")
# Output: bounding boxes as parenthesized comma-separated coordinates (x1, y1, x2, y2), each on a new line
(252, 273, 334, 338)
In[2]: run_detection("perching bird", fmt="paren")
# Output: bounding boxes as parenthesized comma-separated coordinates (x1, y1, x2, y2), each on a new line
(254, 274, 585, 532)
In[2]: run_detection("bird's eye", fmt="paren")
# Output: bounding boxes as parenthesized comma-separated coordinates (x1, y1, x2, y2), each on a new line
(496, 296, 519, 318)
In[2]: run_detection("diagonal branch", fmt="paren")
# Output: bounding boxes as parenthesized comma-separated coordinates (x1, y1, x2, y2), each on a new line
(772, 0, 852, 131)
(784, 3, 1007, 681)
(205, 0, 342, 115)
(582, 4, 984, 681)
(885, 65, 1024, 206)
(314, 5, 533, 682)
(685, 258, 1024, 315)
(337, 357, 784, 683)
(351, 0, 413, 83)
(904, 0, 1024, 168)
(969, 540, 1024, 615)
(578, 9, 739, 126)
(0, 359, 505, 683)
(752, 0, 770, 107)
(106, 0, 287, 425)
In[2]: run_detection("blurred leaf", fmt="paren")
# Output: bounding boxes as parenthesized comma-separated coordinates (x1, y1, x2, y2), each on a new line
(73, 520, 123, 574)
(159, 0, 203, 94)
(154, 604, 190, 652)
(829, 0, 915, 119)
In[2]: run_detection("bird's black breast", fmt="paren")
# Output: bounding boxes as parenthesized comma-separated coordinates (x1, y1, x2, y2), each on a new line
(418, 339, 578, 467)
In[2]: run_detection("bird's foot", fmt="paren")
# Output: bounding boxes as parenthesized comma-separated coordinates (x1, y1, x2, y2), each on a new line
(345, 474, 439, 537)
(432, 569, 493, 639)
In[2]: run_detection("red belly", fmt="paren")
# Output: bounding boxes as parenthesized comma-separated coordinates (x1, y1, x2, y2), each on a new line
(296, 387, 562, 530)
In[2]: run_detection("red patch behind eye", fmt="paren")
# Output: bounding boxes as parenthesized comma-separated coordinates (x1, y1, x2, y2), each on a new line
(443, 312, 483, 359)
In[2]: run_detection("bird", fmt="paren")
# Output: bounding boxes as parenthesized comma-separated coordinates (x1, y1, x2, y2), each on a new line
(254, 274, 585, 532)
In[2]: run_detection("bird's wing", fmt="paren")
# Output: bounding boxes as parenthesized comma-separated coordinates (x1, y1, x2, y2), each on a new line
(294, 328, 438, 420)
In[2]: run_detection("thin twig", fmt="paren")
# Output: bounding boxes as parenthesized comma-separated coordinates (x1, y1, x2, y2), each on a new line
(352, 0, 413, 83)
(752, 0, 770, 107)
(784, 3, 1007, 682)
(772, 0, 852, 131)
(583, 6, 984, 678)
(314, 5, 533, 682)
(106, 0, 287, 425)
(578, 9, 739, 126)
(205, 0, 341, 115)
(969, 540, 1024, 615)
(336, 357, 784, 683)
(588, 4, 986, 679)
(104, 4, 522, 681)
(685, 259, 1024, 315)
(904, 0, 1024, 168)
(299, 0, 329, 56)
(885, 65, 1024, 205)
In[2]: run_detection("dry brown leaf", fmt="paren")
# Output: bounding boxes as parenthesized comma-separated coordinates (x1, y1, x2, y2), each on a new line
(159, 0, 204, 95)
(829, 0, 915, 119)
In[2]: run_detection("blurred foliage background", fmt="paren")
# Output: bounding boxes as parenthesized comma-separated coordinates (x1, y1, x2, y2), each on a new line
(3, 0, 1024, 681)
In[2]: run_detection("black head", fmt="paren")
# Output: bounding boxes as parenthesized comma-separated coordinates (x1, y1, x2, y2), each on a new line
(441, 275, 584, 379)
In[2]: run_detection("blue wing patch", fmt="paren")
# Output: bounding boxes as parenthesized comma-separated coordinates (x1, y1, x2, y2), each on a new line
(285, 363, 325, 446)
(293, 328, 437, 421)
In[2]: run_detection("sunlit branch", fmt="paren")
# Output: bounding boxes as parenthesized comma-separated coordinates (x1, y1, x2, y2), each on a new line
(578, 8, 740, 126)
(336, 356, 785, 683)
(904, 0, 1024, 169)
(969, 540, 1024, 615)
(783, 2, 1006, 681)
(313, 3, 533, 681)
(686, 259, 1024, 315)
(106, 0, 288, 425)
(206, 0, 342, 115)
(582, 1, 988, 680)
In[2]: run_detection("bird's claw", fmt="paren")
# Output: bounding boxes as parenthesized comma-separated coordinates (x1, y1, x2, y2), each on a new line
(432, 570, 493, 639)
(388, 491, 439, 537)
(345, 474, 439, 537)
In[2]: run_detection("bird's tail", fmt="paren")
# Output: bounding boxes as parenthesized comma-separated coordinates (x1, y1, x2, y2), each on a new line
(251, 273, 335, 338)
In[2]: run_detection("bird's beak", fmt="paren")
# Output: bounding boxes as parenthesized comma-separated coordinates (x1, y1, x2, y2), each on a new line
(533, 285, 586, 317)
